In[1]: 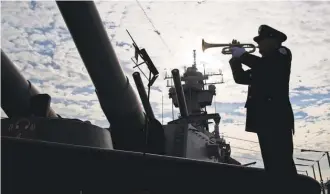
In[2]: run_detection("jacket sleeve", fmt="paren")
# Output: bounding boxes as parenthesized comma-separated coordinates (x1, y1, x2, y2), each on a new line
(239, 52, 262, 69)
(229, 57, 252, 85)
(239, 47, 291, 74)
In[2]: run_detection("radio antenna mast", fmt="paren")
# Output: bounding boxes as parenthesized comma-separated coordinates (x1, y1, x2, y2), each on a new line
(193, 50, 196, 68)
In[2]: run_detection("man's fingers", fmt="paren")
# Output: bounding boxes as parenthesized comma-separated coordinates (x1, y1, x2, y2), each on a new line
(231, 39, 240, 45)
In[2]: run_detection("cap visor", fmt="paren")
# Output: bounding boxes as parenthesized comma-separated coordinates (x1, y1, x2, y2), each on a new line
(253, 36, 262, 43)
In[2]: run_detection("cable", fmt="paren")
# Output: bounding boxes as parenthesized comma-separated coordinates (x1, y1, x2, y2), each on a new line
(223, 135, 258, 144)
(318, 152, 327, 162)
(231, 146, 260, 153)
(135, 0, 157, 34)
(135, 0, 172, 54)
(224, 135, 301, 151)
(231, 155, 263, 162)
(231, 152, 263, 162)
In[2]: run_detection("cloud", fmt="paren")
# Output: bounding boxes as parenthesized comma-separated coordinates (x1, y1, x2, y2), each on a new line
(1, 0, 329, 180)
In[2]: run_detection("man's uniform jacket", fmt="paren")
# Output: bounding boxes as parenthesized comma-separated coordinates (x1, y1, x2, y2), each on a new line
(229, 47, 295, 134)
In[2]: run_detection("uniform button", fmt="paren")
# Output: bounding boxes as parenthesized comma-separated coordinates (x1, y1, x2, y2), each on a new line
(268, 98, 272, 101)
(249, 73, 252, 78)
(248, 85, 251, 88)
(248, 96, 252, 99)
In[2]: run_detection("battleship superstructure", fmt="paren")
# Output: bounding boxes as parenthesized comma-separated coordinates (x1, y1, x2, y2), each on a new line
(1, 1, 320, 194)
(163, 50, 240, 164)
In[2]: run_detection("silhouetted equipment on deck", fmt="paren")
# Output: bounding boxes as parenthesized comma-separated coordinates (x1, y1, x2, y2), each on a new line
(56, 1, 146, 152)
(243, 161, 257, 166)
(1, 50, 57, 118)
(128, 30, 165, 154)
(1, 51, 113, 149)
(128, 29, 159, 87)
(133, 72, 155, 120)
(1, 117, 113, 149)
(171, 69, 189, 118)
(30, 94, 52, 117)
(129, 29, 159, 120)
(2, 137, 321, 194)
(133, 72, 165, 155)
(325, 180, 330, 193)
(1, 50, 113, 149)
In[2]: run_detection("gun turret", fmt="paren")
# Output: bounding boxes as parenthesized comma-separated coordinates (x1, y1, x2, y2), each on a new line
(56, 1, 145, 151)
(1, 50, 57, 118)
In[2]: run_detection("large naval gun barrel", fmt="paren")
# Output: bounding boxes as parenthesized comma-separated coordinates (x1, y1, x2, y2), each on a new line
(56, 1, 145, 151)
(171, 69, 189, 118)
(1, 50, 57, 118)
(132, 72, 155, 120)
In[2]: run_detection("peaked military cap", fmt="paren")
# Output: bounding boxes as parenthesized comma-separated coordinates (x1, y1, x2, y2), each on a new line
(253, 25, 287, 43)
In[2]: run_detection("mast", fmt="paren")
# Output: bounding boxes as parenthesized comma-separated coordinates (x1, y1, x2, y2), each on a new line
(166, 50, 223, 130)
(193, 50, 196, 68)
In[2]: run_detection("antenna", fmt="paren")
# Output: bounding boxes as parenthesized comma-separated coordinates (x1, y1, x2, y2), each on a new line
(203, 63, 207, 113)
(193, 50, 196, 68)
(127, 29, 161, 154)
(127, 29, 159, 87)
(162, 94, 164, 125)
(215, 98, 217, 113)
(203, 68, 224, 85)
(164, 69, 174, 88)
(203, 63, 206, 90)
(172, 100, 174, 120)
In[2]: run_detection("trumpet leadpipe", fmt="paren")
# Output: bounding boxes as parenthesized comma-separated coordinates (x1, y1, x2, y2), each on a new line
(202, 39, 258, 54)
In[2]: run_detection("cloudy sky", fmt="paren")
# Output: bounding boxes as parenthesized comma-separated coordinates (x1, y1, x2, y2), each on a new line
(1, 0, 330, 181)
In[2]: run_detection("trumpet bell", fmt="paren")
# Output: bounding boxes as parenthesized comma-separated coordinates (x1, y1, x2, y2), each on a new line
(202, 39, 207, 52)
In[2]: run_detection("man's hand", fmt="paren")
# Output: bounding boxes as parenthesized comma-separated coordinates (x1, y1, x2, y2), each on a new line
(231, 39, 240, 45)
(231, 47, 246, 58)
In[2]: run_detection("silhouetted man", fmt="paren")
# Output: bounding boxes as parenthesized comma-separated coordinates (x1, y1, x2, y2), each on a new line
(228, 25, 297, 192)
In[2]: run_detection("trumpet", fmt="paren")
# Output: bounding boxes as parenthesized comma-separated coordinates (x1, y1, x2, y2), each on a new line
(202, 39, 258, 54)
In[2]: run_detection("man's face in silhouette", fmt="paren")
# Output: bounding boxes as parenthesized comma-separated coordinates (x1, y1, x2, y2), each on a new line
(258, 38, 280, 56)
